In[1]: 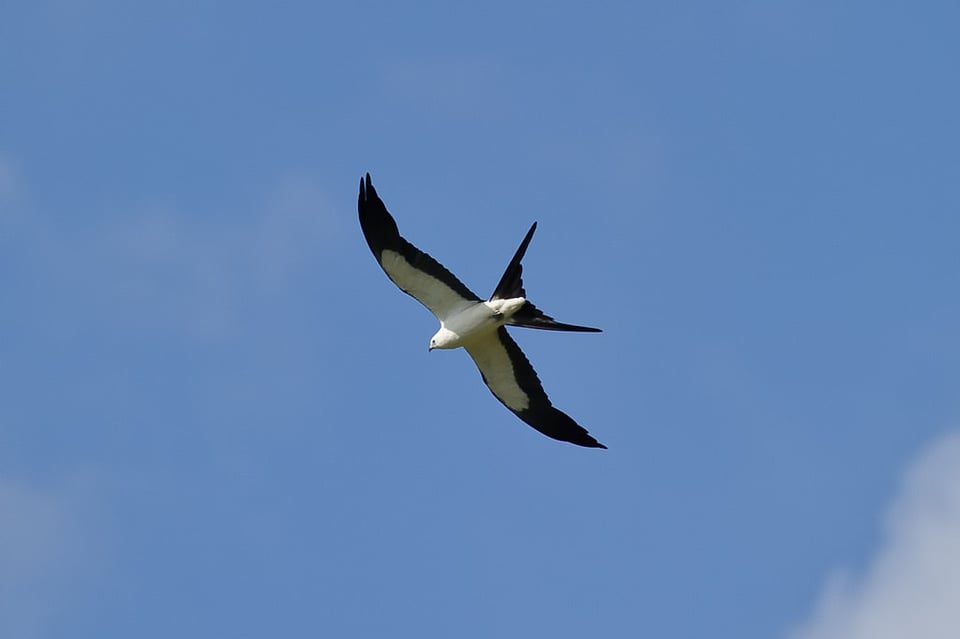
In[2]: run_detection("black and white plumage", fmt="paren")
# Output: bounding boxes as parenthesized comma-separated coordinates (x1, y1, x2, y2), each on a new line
(358, 174, 605, 449)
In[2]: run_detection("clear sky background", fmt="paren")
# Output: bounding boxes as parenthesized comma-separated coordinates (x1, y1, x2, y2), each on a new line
(2, 2, 959, 638)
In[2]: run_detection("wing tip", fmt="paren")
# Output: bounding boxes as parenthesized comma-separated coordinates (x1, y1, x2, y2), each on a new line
(360, 172, 375, 200)
(521, 405, 606, 449)
(570, 432, 607, 449)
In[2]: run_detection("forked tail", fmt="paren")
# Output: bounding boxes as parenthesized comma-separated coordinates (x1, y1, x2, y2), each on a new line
(490, 222, 602, 333)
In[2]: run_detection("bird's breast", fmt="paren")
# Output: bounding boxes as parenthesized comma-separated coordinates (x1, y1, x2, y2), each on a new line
(442, 302, 511, 344)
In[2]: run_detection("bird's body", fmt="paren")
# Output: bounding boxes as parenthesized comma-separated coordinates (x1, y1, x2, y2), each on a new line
(358, 173, 606, 448)
(431, 297, 526, 350)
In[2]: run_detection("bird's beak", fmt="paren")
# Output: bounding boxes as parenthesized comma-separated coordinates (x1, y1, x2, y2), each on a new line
(428, 346, 434, 352)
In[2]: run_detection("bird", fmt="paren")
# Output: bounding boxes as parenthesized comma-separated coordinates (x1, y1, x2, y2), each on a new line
(358, 173, 606, 449)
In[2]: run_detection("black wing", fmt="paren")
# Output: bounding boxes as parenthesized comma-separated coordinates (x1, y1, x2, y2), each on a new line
(464, 327, 606, 448)
(359, 173, 481, 319)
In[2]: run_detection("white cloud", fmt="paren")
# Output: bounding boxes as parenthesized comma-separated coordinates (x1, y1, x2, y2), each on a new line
(788, 432, 960, 639)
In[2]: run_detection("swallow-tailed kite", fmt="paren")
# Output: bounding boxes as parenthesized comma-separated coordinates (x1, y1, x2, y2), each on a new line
(358, 174, 606, 449)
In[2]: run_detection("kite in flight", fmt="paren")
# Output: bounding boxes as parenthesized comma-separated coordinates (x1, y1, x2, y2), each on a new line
(358, 174, 606, 449)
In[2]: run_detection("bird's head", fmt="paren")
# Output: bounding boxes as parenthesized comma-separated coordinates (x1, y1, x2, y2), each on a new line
(429, 327, 459, 351)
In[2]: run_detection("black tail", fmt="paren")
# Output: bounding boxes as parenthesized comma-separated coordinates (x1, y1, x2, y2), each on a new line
(490, 222, 536, 301)
(509, 301, 602, 332)
(490, 223, 602, 333)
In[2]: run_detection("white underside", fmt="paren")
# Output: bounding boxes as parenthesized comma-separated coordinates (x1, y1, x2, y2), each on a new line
(464, 331, 530, 411)
(446, 299, 530, 412)
(438, 297, 526, 348)
(380, 248, 530, 412)
(381, 249, 475, 321)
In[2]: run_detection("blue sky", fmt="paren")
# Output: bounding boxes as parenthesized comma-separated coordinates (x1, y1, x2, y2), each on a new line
(2, 1, 959, 637)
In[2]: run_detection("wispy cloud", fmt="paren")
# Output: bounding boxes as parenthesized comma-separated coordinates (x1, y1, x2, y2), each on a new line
(0, 477, 89, 639)
(253, 172, 337, 287)
(0, 153, 24, 221)
(788, 432, 960, 639)
(8, 166, 338, 340)
(383, 58, 512, 120)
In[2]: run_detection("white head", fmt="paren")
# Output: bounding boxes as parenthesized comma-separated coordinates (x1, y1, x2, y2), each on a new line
(429, 327, 460, 351)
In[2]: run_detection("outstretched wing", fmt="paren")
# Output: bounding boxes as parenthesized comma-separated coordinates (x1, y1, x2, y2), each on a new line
(358, 173, 480, 321)
(464, 327, 606, 448)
